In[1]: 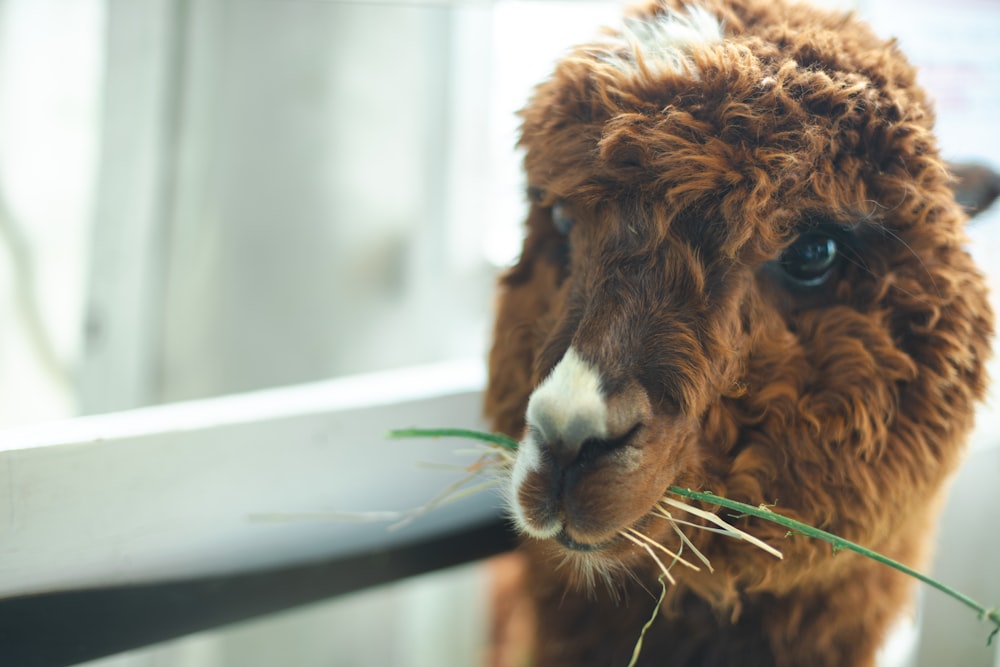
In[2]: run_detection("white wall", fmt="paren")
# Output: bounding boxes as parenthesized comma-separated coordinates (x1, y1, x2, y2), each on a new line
(0, 0, 102, 427)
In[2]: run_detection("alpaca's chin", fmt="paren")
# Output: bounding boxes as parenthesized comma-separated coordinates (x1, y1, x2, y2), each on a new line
(529, 518, 670, 597)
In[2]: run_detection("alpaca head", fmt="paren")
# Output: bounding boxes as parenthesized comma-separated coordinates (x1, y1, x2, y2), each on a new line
(486, 0, 993, 589)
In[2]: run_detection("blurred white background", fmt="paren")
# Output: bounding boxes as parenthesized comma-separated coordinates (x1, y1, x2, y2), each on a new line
(0, 0, 997, 665)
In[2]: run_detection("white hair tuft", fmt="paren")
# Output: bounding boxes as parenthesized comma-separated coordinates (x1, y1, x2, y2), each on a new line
(597, 5, 723, 76)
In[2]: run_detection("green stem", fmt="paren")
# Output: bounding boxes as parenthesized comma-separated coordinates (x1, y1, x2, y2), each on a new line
(388, 427, 519, 451)
(667, 486, 1000, 645)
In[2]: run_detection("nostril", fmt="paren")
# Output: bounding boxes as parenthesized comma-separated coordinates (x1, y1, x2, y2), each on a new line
(577, 423, 642, 464)
(547, 438, 580, 467)
(548, 422, 642, 468)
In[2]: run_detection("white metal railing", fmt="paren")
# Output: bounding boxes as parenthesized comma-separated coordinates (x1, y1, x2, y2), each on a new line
(0, 358, 498, 599)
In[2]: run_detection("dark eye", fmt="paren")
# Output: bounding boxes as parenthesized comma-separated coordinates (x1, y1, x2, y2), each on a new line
(779, 232, 839, 286)
(552, 202, 575, 236)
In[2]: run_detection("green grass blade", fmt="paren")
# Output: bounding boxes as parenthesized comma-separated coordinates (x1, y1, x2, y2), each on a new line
(668, 486, 1000, 645)
(388, 427, 519, 451)
(627, 574, 668, 667)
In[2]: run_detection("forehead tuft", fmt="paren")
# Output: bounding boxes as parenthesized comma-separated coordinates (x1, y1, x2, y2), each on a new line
(597, 5, 723, 76)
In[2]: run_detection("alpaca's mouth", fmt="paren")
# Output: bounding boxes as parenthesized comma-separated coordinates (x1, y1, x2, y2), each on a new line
(553, 509, 666, 554)
(555, 528, 614, 552)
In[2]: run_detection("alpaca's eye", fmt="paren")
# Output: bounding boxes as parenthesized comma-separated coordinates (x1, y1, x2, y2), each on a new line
(552, 202, 575, 236)
(779, 233, 839, 286)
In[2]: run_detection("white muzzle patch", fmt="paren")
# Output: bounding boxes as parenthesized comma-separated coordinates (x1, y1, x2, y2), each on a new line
(509, 347, 609, 538)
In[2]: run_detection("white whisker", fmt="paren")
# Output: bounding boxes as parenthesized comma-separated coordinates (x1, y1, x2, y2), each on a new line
(652, 507, 735, 537)
(620, 530, 677, 585)
(661, 497, 783, 560)
(625, 527, 700, 572)
(662, 509, 715, 573)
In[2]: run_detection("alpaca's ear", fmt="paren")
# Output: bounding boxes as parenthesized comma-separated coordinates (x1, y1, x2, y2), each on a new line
(948, 161, 1000, 219)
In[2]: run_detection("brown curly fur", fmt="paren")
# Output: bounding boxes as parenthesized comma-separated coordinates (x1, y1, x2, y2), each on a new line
(483, 0, 994, 665)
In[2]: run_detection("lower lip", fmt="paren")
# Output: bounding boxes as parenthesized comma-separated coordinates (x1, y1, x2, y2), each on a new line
(555, 529, 609, 552)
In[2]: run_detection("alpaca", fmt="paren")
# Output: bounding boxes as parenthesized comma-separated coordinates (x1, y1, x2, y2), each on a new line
(483, 0, 994, 665)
